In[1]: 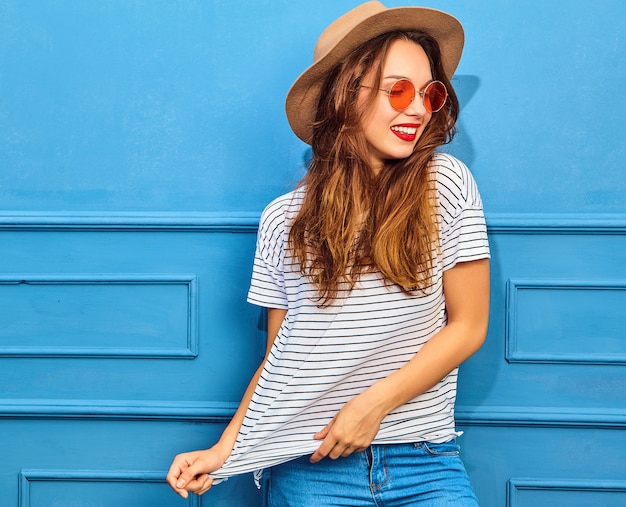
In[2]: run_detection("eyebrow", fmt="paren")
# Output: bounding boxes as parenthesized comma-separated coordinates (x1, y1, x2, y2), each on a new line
(382, 75, 434, 88)
(382, 74, 410, 81)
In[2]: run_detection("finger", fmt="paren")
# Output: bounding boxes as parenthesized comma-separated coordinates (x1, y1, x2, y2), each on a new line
(169, 476, 190, 500)
(175, 461, 206, 490)
(183, 474, 211, 495)
(313, 426, 329, 440)
(313, 418, 335, 440)
(194, 476, 215, 496)
(166, 459, 190, 497)
(166, 466, 181, 490)
(172, 483, 190, 499)
(341, 446, 354, 458)
(309, 437, 336, 463)
(328, 444, 349, 460)
(176, 489, 189, 499)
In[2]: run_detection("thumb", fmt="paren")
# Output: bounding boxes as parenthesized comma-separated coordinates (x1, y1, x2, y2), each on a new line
(176, 462, 206, 489)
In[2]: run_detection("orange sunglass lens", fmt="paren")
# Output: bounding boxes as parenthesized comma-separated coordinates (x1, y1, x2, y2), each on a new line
(388, 80, 415, 110)
(423, 81, 447, 112)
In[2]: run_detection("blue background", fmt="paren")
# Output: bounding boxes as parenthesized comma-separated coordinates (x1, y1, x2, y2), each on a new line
(1, 1, 625, 505)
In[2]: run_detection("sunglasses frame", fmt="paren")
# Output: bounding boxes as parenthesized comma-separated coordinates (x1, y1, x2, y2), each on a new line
(374, 79, 448, 113)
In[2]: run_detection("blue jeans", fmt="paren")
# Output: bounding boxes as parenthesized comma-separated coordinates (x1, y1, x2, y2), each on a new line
(264, 441, 479, 506)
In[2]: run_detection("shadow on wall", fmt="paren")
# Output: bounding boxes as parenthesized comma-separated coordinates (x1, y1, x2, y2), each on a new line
(450, 74, 480, 167)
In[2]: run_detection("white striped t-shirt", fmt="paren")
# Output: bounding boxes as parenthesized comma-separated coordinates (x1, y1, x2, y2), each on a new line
(212, 153, 490, 481)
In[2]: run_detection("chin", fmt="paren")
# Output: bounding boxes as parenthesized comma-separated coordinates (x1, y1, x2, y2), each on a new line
(389, 148, 416, 161)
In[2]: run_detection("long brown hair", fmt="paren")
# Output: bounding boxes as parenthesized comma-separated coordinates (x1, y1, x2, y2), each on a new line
(289, 30, 460, 305)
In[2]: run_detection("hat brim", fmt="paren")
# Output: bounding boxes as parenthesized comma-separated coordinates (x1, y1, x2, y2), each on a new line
(285, 6, 464, 144)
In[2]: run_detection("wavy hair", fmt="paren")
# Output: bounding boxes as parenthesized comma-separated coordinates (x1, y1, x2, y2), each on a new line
(289, 30, 460, 305)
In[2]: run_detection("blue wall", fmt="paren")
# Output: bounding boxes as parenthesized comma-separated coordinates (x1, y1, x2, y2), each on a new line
(2, 0, 624, 215)
(1, 1, 625, 505)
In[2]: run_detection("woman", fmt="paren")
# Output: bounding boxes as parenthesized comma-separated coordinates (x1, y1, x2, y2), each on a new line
(167, 2, 490, 505)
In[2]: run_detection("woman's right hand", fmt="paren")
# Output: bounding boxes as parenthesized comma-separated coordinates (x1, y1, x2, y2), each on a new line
(166, 447, 227, 499)
(166, 309, 286, 498)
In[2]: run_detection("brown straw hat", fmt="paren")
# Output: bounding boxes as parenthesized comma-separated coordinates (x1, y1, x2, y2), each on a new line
(285, 1, 464, 144)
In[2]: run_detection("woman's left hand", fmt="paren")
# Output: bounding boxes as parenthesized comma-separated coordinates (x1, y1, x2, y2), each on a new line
(310, 391, 387, 462)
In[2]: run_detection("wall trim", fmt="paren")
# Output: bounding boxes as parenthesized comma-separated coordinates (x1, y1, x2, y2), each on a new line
(0, 399, 239, 421)
(507, 478, 626, 506)
(486, 213, 626, 234)
(0, 211, 625, 232)
(455, 406, 626, 428)
(0, 211, 261, 231)
(505, 278, 626, 365)
(2, 400, 626, 427)
(19, 469, 200, 507)
(0, 274, 199, 358)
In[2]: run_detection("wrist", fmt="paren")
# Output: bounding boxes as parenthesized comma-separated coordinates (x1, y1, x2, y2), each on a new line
(366, 378, 403, 419)
(209, 439, 232, 463)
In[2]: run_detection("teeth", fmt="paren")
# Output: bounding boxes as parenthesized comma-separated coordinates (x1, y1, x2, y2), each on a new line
(391, 126, 418, 135)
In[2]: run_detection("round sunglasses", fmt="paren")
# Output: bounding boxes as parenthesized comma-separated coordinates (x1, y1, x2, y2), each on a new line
(367, 79, 448, 113)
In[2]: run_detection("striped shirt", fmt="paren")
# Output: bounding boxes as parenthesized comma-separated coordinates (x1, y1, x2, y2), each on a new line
(212, 153, 490, 481)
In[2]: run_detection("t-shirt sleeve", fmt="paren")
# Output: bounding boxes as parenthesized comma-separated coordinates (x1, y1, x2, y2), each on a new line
(247, 196, 290, 309)
(435, 154, 490, 271)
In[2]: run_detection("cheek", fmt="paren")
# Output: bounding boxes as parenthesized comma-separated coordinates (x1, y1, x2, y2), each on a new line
(419, 112, 434, 134)
(425, 113, 433, 126)
(360, 88, 395, 122)
(362, 103, 394, 135)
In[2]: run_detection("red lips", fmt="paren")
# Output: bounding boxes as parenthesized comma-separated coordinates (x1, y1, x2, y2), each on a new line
(390, 123, 420, 142)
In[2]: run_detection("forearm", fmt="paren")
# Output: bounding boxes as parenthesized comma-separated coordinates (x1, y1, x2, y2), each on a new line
(167, 308, 286, 497)
(363, 259, 490, 421)
(213, 307, 287, 460)
(211, 362, 265, 459)
(309, 319, 487, 462)
(365, 320, 487, 419)
(308, 260, 489, 462)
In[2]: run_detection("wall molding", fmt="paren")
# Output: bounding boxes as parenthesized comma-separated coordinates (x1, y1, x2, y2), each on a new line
(0, 399, 239, 421)
(0, 211, 624, 232)
(505, 278, 626, 365)
(508, 478, 626, 506)
(0, 274, 198, 358)
(2, 400, 626, 427)
(455, 405, 626, 429)
(0, 211, 261, 231)
(486, 213, 626, 234)
(19, 469, 199, 507)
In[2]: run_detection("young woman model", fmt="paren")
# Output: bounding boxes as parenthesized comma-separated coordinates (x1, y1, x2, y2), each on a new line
(167, 2, 490, 505)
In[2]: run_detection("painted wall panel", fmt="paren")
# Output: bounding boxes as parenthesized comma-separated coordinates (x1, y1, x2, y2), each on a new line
(0, 275, 197, 357)
(0, 228, 262, 404)
(457, 426, 626, 506)
(506, 279, 626, 364)
(20, 470, 196, 507)
(508, 479, 626, 507)
(1, 419, 261, 507)
(1, 0, 625, 505)
(458, 223, 626, 413)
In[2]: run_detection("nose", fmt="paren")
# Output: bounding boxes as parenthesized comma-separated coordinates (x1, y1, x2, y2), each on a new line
(404, 92, 428, 117)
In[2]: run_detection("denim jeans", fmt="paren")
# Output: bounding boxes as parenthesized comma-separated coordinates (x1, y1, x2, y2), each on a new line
(263, 441, 479, 506)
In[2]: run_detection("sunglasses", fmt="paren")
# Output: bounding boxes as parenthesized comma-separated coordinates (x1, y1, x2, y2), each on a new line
(367, 79, 448, 113)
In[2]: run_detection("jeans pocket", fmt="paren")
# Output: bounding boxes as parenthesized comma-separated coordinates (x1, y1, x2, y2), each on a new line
(414, 440, 460, 457)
